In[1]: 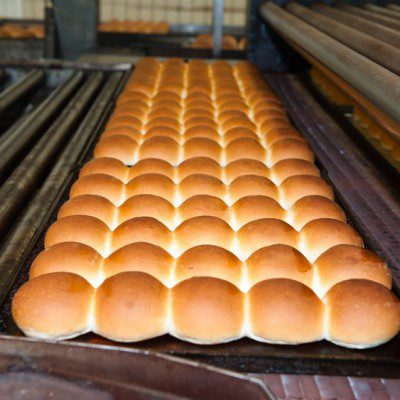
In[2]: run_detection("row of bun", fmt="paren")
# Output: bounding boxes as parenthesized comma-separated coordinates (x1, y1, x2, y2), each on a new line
(13, 272, 400, 348)
(30, 241, 391, 296)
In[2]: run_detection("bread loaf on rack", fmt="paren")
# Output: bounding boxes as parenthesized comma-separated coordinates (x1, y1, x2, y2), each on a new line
(12, 58, 400, 348)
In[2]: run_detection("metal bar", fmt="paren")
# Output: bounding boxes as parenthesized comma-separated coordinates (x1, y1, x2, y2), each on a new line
(0, 72, 104, 241)
(0, 70, 45, 117)
(287, 3, 400, 76)
(388, 4, 400, 12)
(267, 74, 400, 290)
(212, 0, 225, 57)
(311, 4, 400, 49)
(365, 3, 400, 20)
(339, 4, 400, 31)
(260, 2, 400, 123)
(0, 71, 84, 183)
(0, 72, 123, 308)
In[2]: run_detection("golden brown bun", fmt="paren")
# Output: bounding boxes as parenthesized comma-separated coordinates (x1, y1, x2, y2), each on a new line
(70, 174, 124, 205)
(248, 279, 324, 344)
(246, 245, 312, 289)
(171, 277, 244, 344)
(264, 127, 303, 147)
(301, 219, 363, 262)
(229, 175, 278, 204)
(128, 159, 174, 180)
(290, 196, 345, 230)
(104, 243, 173, 285)
(144, 126, 180, 142)
(178, 157, 222, 181)
(315, 245, 391, 297)
(179, 174, 225, 203)
(101, 125, 142, 141)
(225, 159, 270, 183)
(45, 215, 110, 256)
(233, 195, 285, 228)
(139, 136, 179, 165)
(185, 116, 217, 130)
(112, 217, 172, 253)
(280, 175, 334, 208)
(79, 157, 128, 182)
(224, 127, 259, 144)
(225, 138, 265, 164)
(94, 135, 138, 165)
(175, 216, 234, 255)
(175, 245, 241, 286)
(146, 117, 181, 133)
(271, 159, 319, 184)
(30, 243, 103, 287)
(325, 279, 400, 348)
(238, 218, 298, 259)
(119, 194, 175, 228)
(184, 126, 220, 142)
(178, 195, 229, 224)
(12, 272, 94, 340)
(59, 194, 116, 227)
(95, 272, 168, 342)
(269, 138, 314, 166)
(106, 115, 143, 131)
(184, 138, 221, 162)
(126, 173, 175, 201)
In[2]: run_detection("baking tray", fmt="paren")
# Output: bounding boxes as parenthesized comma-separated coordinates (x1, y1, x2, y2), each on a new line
(0, 72, 399, 377)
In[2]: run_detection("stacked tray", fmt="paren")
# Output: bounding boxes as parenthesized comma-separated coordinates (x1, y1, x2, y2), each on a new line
(11, 58, 400, 351)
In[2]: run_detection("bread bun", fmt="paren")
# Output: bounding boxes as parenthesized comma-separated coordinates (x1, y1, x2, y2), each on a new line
(94, 135, 138, 165)
(179, 195, 229, 223)
(95, 272, 168, 342)
(12, 272, 94, 340)
(30, 243, 103, 287)
(59, 195, 116, 228)
(128, 159, 174, 180)
(248, 279, 324, 344)
(171, 277, 244, 344)
(229, 175, 278, 204)
(225, 159, 270, 183)
(80, 157, 128, 182)
(126, 173, 175, 201)
(325, 279, 400, 348)
(238, 218, 298, 259)
(315, 245, 391, 296)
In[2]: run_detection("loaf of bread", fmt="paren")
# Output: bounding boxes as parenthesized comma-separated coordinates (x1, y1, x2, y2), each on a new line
(12, 58, 400, 348)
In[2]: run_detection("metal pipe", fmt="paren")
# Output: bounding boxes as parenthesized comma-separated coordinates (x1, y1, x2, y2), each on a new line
(287, 3, 400, 76)
(0, 72, 124, 306)
(0, 72, 104, 239)
(0, 70, 45, 116)
(212, 0, 225, 57)
(311, 4, 400, 49)
(388, 4, 400, 12)
(339, 4, 400, 31)
(0, 71, 84, 183)
(260, 2, 400, 123)
(364, 3, 400, 20)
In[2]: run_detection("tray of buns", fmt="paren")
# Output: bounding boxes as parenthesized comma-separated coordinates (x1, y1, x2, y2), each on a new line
(1, 58, 400, 376)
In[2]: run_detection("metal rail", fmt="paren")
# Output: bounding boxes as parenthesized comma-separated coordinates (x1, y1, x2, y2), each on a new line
(311, 4, 400, 49)
(287, 3, 400, 76)
(0, 72, 84, 182)
(365, 3, 400, 20)
(0, 72, 123, 308)
(339, 4, 400, 31)
(260, 2, 400, 123)
(388, 4, 400, 12)
(0, 72, 104, 239)
(0, 70, 45, 116)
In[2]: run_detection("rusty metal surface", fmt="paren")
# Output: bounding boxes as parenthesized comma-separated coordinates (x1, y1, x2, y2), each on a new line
(260, 2, 400, 123)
